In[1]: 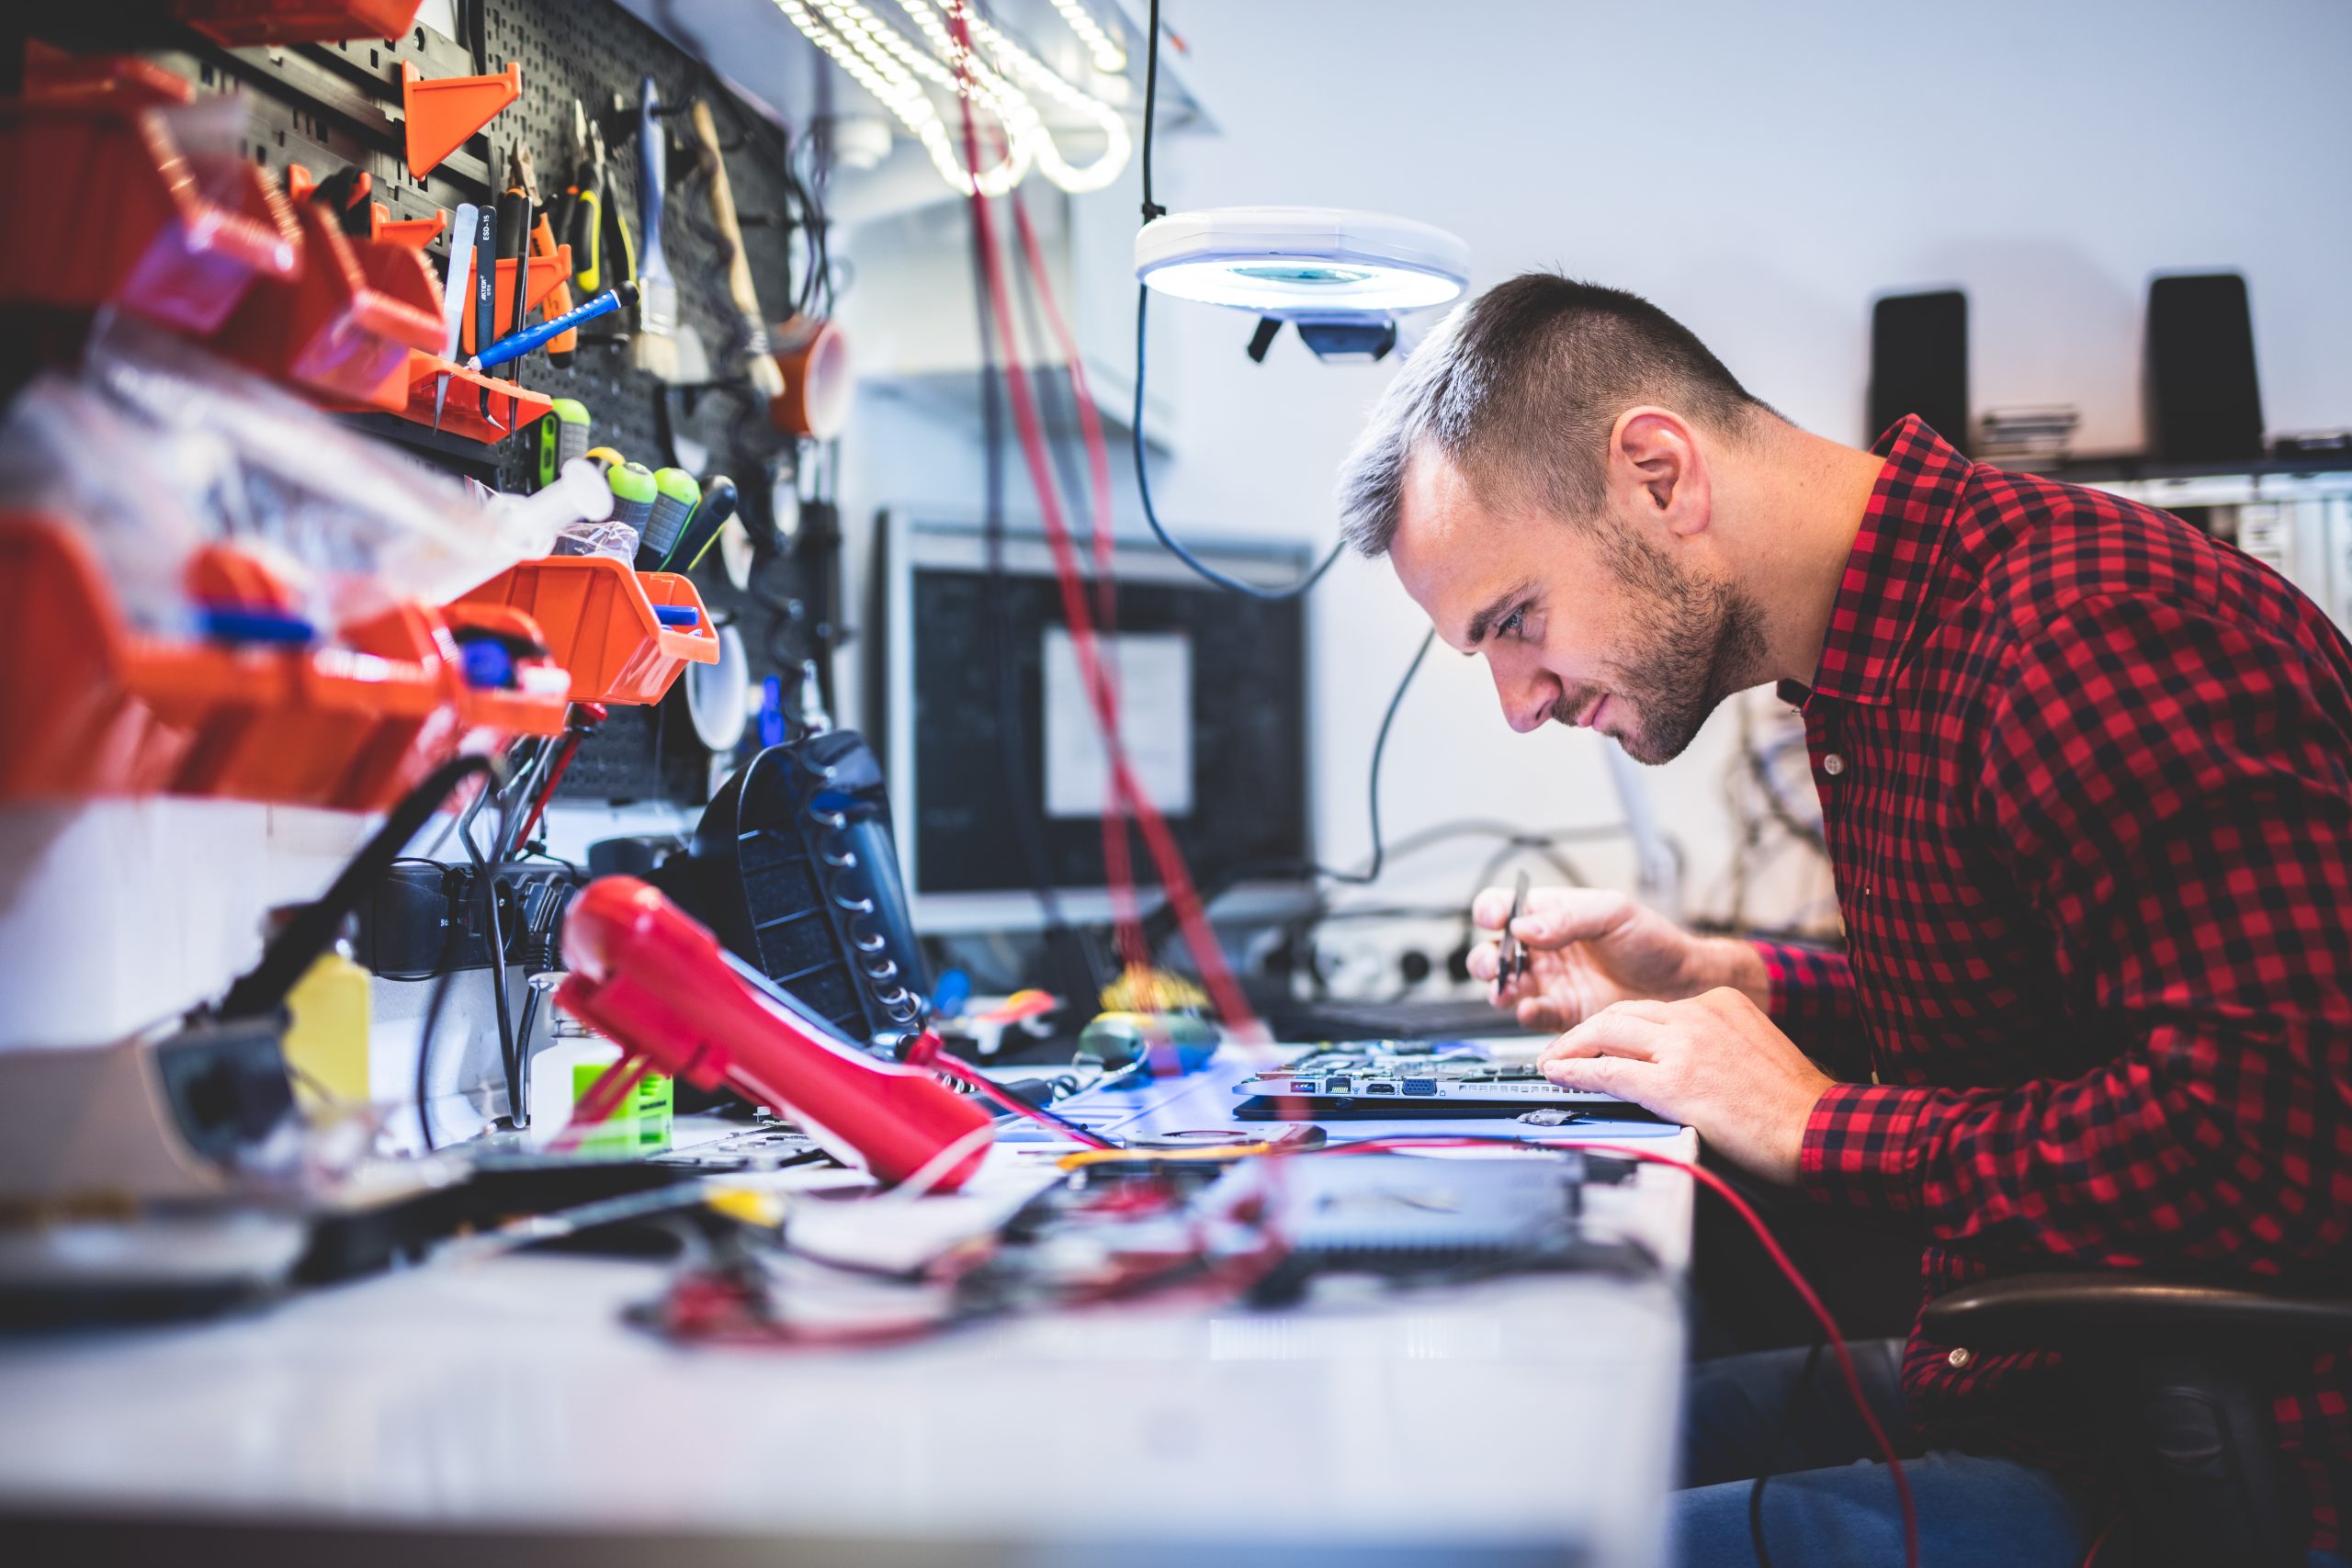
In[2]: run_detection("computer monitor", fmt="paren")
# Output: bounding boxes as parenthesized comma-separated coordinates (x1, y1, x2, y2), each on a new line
(876, 511, 1317, 933)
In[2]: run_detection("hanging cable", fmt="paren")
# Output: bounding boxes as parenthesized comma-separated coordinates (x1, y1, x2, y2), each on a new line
(948, 5, 1261, 1035)
(1129, 0, 1345, 601)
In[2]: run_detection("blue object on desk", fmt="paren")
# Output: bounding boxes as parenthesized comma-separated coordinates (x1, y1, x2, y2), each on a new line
(931, 968, 971, 1020)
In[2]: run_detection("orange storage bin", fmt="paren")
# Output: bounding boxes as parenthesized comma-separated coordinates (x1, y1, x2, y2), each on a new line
(458, 555, 718, 706)
(0, 94, 301, 333)
(170, 0, 425, 46)
(362, 350, 552, 445)
(459, 249, 571, 355)
(210, 170, 443, 409)
(0, 513, 564, 811)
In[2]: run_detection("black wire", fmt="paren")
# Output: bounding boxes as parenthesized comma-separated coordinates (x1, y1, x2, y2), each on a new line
(1129, 0, 1343, 602)
(219, 755, 499, 1019)
(415, 964, 457, 1153)
(1139, 627, 1431, 951)
(1139, 0, 1165, 224)
(1132, 287, 1347, 600)
(458, 802, 521, 1128)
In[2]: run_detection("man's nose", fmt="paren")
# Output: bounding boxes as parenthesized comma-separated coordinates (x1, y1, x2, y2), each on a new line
(1492, 660, 1556, 734)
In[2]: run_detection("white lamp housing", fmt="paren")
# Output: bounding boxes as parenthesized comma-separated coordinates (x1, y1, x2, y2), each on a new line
(1135, 206, 1470, 321)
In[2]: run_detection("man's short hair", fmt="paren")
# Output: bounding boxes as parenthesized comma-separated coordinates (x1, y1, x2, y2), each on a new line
(1335, 273, 1773, 558)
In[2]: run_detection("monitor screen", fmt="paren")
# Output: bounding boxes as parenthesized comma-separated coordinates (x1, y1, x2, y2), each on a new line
(878, 514, 1314, 931)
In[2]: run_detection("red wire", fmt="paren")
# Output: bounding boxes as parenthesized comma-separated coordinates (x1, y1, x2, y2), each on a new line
(1007, 187, 1147, 975)
(946, 16, 1261, 1037)
(1329, 1135, 1921, 1568)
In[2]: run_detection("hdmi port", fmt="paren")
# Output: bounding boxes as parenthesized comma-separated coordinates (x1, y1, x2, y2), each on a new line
(1363, 1081, 1397, 1093)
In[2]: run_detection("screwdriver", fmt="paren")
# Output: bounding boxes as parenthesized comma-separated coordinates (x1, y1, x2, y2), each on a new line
(469, 282, 638, 373)
(661, 475, 740, 573)
(635, 468, 701, 571)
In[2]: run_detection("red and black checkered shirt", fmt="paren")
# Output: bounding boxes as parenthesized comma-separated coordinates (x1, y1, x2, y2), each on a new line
(1758, 416, 2352, 1547)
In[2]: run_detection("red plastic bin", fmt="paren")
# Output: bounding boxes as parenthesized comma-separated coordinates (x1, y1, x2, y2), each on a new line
(170, 0, 426, 46)
(210, 169, 444, 409)
(0, 95, 301, 333)
(0, 513, 568, 811)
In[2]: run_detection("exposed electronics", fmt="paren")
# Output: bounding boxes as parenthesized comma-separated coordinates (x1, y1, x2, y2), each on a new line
(1204, 1152, 1645, 1305)
(1233, 1040, 1664, 1122)
(876, 512, 1317, 933)
(1868, 288, 1969, 455)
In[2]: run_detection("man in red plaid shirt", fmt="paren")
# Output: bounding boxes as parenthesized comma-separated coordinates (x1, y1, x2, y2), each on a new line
(1337, 271, 2352, 1566)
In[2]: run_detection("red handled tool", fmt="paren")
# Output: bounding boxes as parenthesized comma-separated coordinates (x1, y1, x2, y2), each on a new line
(557, 878, 993, 1190)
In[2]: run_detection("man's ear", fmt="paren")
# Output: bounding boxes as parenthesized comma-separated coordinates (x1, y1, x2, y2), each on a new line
(1611, 408, 1710, 537)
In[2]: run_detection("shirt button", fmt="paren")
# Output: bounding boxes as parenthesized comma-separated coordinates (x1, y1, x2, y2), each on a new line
(1822, 753, 1847, 778)
(1947, 1347, 1973, 1370)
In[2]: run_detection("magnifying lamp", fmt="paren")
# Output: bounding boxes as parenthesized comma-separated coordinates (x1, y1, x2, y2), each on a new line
(1136, 206, 1470, 361)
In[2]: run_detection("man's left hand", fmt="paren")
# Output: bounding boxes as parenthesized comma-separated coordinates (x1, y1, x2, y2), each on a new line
(1535, 988, 1835, 1184)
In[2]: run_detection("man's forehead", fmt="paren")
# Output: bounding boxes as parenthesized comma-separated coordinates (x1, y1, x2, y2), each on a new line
(1393, 449, 1532, 648)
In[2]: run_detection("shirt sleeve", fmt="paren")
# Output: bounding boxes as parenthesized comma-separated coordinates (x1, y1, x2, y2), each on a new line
(1753, 939, 1872, 1079)
(1800, 592, 2352, 1276)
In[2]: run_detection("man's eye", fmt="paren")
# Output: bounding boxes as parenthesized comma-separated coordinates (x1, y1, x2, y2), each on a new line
(1498, 608, 1527, 639)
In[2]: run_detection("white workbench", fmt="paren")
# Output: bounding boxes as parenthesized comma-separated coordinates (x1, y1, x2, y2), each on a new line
(0, 1054, 1696, 1567)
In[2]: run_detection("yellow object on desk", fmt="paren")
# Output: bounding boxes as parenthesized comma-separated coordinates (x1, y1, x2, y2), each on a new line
(283, 948, 372, 1113)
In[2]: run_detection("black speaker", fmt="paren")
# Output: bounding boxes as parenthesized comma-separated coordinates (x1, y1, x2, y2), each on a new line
(1868, 289, 1969, 456)
(2146, 272, 2264, 464)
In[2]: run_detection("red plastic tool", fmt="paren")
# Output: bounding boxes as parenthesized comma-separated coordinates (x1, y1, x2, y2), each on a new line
(399, 60, 522, 180)
(557, 878, 993, 1190)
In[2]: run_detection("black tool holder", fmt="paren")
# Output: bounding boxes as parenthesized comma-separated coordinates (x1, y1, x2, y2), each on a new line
(656, 731, 926, 1050)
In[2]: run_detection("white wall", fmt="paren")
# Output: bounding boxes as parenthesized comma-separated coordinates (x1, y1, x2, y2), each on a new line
(819, 0, 2352, 979)
(1117, 0, 2352, 942)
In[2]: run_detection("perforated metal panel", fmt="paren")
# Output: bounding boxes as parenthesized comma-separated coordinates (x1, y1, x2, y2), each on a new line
(74, 0, 827, 803)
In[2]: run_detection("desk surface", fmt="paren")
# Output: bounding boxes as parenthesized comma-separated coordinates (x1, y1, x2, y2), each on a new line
(0, 1051, 1695, 1568)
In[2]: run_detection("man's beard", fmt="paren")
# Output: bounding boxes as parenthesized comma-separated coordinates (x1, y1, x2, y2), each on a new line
(1567, 525, 1768, 765)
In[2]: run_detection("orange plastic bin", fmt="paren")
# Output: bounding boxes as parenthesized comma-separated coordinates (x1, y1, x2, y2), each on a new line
(458, 555, 718, 706)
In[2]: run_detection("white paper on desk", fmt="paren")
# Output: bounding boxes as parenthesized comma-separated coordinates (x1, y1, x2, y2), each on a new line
(776, 1148, 1064, 1274)
(1043, 628, 1193, 818)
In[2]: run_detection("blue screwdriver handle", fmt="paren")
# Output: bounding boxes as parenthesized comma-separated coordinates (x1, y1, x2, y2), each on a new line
(470, 281, 640, 373)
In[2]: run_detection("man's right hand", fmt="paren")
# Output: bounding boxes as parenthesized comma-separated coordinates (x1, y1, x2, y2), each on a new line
(1464, 886, 1770, 1032)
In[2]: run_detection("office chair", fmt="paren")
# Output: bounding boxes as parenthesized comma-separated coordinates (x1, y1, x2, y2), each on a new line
(1924, 1272, 2352, 1567)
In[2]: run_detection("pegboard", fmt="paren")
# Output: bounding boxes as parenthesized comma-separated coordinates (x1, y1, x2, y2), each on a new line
(41, 0, 834, 805)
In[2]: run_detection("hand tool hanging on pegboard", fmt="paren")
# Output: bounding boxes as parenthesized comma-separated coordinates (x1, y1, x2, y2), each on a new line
(513, 141, 576, 370)
(687, 97, 783, 400)
(630, 75, 679, 381)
